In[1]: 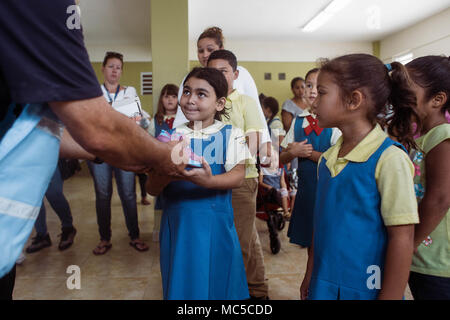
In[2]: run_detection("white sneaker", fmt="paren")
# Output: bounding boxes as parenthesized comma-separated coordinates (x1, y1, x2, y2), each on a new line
(152, 231, 159, 242)
(16, 252, 26, 265)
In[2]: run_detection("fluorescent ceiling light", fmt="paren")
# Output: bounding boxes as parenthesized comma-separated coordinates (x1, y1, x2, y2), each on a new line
(302, 0, 352, 32)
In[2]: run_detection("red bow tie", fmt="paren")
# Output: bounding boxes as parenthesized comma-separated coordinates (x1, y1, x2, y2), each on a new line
(165, 117, 175, 129)
(304, 115, 323, 136)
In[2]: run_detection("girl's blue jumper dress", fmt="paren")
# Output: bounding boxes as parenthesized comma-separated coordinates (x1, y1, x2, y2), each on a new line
(287, 116, 333, 247)
(159, 124, 249, 300)
(309, 137, 405, 300)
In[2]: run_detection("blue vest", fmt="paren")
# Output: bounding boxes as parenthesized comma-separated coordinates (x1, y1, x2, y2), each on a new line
(309, 137, 406, 300)
(294, 117, 332, 184)
(0, 103, 61, 277)
(162, 124, 231, 211)
(154, 118, 173, 138)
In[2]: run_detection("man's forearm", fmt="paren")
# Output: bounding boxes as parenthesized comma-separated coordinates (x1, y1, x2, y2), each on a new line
(50, 97, 169, 172)
(59, 128, 96, 160)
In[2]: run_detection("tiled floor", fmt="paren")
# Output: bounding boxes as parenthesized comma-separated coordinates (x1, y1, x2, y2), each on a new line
(13, 163, 412, 300)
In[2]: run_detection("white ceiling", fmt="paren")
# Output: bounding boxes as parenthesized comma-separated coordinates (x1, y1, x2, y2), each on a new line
(189, 0, 450, 42)
(80, 0, 450, 45)
(80, 0, 151, 46)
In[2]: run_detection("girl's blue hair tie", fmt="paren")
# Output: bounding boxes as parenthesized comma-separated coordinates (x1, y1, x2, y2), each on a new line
(385, 63, 393, 72)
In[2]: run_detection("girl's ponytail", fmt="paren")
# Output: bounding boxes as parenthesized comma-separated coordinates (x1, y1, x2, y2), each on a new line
(387, 61, 420, 151)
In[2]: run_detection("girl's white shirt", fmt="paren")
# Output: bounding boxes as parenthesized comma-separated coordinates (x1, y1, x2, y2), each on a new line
(176, 120, 252, 172)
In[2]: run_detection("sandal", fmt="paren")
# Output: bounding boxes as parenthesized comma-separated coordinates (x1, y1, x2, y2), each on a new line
(93, 242, 112, 255)
(129, 239, 149, 252)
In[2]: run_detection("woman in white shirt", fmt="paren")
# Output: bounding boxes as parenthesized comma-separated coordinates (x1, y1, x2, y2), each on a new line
(88, 51, 149, 255)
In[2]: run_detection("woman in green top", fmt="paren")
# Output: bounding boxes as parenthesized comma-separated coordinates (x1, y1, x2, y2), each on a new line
(406, 55, 450, 300)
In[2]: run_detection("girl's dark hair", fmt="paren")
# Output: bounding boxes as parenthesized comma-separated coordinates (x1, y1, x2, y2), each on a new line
(305, 68, 319, 82)
(183, 67, 229, 120)
(406, 55, 450, 115)
(198, 26, 225, 49)
(320, 54, 419, 150)
(102, 51, 124, 68)
(155, 84, 179, 126)
(259, 93, 266, 106)
(263, 97, 280, 122)
(291, 77, 305, 89)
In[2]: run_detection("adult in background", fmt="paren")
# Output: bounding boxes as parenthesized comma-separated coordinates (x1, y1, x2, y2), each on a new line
(281, 77, 308, 133)
(26, 161, 77, 253)
(88, 52, 149, 255)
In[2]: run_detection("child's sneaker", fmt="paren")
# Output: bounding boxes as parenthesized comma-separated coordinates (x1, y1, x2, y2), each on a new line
(26, 233, 52, 253)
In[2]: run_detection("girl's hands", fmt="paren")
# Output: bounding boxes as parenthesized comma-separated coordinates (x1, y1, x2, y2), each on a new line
(182, 157, 214, 188)
(286, 140, 313, 158)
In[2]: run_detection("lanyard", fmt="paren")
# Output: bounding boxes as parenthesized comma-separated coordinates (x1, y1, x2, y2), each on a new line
(103, 84, 120, 104)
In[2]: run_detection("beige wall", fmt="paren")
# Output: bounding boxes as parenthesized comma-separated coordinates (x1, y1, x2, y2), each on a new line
(380, 8, 450, 62)
(238, 61, 317, 108)
(189, 40, 373, 62)
(189, 60, 317, 112)
(150, 0, 189, 111)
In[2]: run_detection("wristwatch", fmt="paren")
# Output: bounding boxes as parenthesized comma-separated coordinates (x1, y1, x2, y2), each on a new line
(93, 156, 104, 164)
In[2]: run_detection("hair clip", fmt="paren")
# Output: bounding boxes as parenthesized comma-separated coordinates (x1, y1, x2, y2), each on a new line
(385, 63, 393, 72)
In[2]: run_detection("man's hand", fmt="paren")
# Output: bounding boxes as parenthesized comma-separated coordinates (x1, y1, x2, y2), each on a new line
(151, 139, 190, 178)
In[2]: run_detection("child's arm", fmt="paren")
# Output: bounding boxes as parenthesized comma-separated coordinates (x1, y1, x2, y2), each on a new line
(414, 140, 450, 248)
(280, 170, 287, 190)
(259, 172, 273, 190)
(183, 159, 245, 190)
(378, 224, 414, 300)
(307, 151, 322, 163)
(280, 140, 313, 164)
(375, 146, 419, 299)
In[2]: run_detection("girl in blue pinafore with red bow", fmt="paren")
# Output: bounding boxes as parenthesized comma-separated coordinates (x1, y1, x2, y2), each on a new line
(147, 84, 179, 242)
(280, 69, 341, 249)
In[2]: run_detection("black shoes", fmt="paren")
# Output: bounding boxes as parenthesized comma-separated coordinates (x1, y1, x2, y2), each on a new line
(58, 227, 77, 251)
(25, 227, 77, 253)
(26, 233, 52, 253)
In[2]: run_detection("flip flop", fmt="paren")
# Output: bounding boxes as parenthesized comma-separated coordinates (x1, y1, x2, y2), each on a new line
(93, 243, 112, 255)
(129, 240, 149, 252)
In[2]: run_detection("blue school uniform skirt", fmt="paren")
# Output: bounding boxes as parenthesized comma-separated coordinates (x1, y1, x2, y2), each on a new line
(287, 117, 332, 247)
